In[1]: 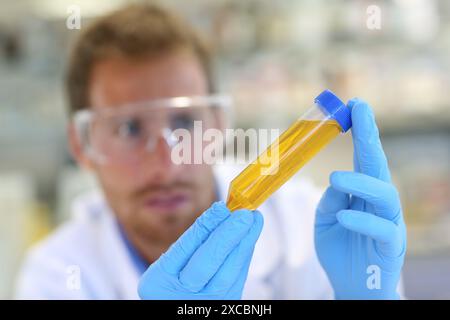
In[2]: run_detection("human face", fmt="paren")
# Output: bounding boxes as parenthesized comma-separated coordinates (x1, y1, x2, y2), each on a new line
(70, 51, 219, 261)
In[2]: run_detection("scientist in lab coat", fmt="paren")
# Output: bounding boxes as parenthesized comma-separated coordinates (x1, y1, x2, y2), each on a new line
(15, 3, 406, 300)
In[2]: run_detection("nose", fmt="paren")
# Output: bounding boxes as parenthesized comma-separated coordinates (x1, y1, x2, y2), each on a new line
(145, 127, 181, 170)
(136, 131, 180, 186)
(162, 128, 179, 149)
(145, 128, 179, 152)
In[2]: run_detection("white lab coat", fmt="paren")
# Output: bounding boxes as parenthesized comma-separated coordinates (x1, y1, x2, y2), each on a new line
(14, 165, 334, 299)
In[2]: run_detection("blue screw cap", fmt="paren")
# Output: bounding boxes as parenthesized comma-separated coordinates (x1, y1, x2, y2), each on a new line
(314, 89, 352, 132)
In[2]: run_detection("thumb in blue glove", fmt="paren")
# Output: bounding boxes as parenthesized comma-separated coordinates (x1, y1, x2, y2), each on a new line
(138, 201, 264, 299)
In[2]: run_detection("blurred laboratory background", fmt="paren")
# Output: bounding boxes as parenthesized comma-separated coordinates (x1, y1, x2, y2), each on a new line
(0, 0, 449, 299)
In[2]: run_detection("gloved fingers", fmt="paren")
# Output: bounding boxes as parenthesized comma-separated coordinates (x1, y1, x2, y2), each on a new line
(331, 171, 402, 222)
(178, 209, 256, 292)
(336, 209, 405, 258)
(225, 253, 254, 300)
(159, 201, 231, 275)
(348, 98, 391, 183)
(204, 211, 263, 295)
(315, 186, 349, 226)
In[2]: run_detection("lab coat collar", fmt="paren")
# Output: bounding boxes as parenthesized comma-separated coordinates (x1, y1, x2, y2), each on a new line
(71, 191, 142, 299)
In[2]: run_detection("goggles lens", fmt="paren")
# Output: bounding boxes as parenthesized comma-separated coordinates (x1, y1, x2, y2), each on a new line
(73, 95, 230, 164)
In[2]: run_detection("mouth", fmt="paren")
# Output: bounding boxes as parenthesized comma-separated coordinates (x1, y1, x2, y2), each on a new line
(144, 192, 190, 213)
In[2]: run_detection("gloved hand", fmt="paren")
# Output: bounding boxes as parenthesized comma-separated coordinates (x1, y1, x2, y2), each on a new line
(138, 201, 263, 299)
(314, 98, 407, 299)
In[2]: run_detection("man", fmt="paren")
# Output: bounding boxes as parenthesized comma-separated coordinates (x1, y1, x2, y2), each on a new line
(15, 3, 406, 299)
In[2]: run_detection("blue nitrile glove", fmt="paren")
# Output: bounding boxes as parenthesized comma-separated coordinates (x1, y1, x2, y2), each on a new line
(138, 201, 264, 299)
(314, 98, 407, 299)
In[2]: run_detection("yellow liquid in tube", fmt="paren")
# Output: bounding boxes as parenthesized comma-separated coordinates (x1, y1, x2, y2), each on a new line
(226, 119, 342, 211)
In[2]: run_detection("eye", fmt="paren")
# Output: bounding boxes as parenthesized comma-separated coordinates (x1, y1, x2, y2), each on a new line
(117, 118, 142, 138)
(170, 113, 196, 130)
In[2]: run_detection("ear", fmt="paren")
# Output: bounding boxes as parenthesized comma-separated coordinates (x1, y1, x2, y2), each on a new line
(67, 122, 95, 171)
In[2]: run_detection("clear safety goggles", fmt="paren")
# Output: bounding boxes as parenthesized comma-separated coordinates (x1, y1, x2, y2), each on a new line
(73, 95, 232, 164)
